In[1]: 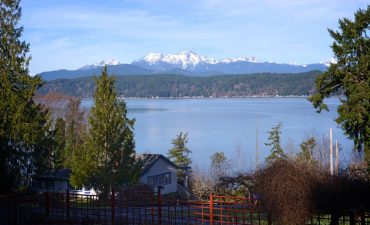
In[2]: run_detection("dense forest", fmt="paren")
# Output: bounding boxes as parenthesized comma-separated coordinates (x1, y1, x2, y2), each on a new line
(38, 70, 321, 98)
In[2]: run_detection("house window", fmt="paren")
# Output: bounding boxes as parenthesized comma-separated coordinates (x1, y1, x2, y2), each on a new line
(147, 172, 171, 186)
(163, 173, 171, 184)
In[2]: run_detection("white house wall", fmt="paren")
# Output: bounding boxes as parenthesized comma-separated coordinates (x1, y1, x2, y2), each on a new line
(140, 158, 177, 195)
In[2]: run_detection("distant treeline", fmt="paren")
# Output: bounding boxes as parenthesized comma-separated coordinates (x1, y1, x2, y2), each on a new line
(38, 71, 322, 98)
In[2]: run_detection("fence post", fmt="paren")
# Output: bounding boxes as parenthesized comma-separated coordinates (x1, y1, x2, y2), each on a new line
(361, 208, 365, 225)
(111, 188, 115, 225)
(350, 210, 355, 225)
(13, 197, 18, 225)
(201, 202, 204, 224)
(157, 186, 162, 225)
(268, 213, 272, 225)
(66, 189, 70, 220)
(209, 193, 214, 225)
(44, 192, 50, 218)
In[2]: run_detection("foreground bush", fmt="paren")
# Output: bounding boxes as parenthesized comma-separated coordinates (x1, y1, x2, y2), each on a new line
(254, 159, 370, 225)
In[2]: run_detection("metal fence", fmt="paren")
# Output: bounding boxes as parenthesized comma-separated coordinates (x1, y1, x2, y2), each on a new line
(308, 212, 370, 225)
(1, 190, 369, 225)
(0, 190, 263, 225)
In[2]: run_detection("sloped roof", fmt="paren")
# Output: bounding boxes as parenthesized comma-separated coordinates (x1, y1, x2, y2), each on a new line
(34, 168, 71, 181)
(140, 154, 178, 175)
(34, 155, 179, 181)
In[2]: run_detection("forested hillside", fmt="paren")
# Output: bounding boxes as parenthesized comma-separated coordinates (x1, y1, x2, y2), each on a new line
(38, 71, 321, 98)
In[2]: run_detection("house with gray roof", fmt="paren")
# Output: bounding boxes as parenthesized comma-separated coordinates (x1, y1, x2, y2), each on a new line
(139, 154, 179, 195)
(32, 154, 187, 196)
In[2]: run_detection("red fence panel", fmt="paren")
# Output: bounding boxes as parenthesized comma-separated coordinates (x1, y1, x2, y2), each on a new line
(2, 190, 369, 225)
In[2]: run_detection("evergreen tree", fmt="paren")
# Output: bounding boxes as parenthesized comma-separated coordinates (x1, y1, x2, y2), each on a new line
(53, 118, 66, 169)
(168, 132, 192, 180)
(70, 66, 140, 192)
(298, 137, 316, 163)
(64, 98, 85, 167)
(0, 0, 54, 193)
(309, 6, 370, 170)
(69, 129, 91, 189)
(265, 122, 286, 163)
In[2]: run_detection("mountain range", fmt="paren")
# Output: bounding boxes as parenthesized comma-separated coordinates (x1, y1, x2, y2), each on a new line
(39, 51, 331, 81)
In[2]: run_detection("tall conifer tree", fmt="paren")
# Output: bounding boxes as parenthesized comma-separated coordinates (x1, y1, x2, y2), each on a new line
(309, 6, 370, 170)
(298, 137, 316, 163)
(0, 0, 54, 193)
(168, 132, 192, 180)
(70, 66, 140, 192)
(53, 118, 66, 169)
(63, 98, 85, 167)
(265, 122, 286, 163)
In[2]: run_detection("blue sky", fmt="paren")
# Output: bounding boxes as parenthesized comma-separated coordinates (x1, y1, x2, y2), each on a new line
(21, 0, 369, 74)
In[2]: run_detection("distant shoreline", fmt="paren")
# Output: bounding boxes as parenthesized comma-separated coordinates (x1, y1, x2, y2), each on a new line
(82, 95, 314, 101)
(80, 95, 346, 101)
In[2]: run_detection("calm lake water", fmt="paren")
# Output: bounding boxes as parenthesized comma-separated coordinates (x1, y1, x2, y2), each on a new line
(82, 98, 352, 169)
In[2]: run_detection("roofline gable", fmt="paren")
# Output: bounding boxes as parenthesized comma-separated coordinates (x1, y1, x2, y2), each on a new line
(141, 154, 179, 175)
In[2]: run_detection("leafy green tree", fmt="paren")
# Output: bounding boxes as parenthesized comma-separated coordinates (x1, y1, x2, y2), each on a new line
(298, 137, 316, 163)
(210, 152, 229, 178)
(168, 132, 192, 180)
(309, 6, 370, 170)
(265, 122, 286, 163)
(0, 0, 54, 193)
(70, 66, 140, 192)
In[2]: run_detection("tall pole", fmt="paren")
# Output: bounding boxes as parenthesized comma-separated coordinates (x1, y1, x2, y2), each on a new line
(335, 140, 339, 174)
(256, 122, 259, 170)
(330, 128, 333, 175)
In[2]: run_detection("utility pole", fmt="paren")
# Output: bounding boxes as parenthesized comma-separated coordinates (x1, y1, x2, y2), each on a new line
(330, 128, 333, 175)
(256, 122, 259, 171)
(335, 140, 339, 174)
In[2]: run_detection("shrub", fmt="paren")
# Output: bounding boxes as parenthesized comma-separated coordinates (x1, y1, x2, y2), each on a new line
(255, 159, 321, 225)
(254, 159, 370, 225)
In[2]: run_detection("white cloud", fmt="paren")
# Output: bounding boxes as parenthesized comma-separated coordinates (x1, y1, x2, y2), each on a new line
(52, 37, 73, 49)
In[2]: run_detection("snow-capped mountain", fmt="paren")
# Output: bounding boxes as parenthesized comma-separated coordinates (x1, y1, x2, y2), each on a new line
(142, 51, 214, 66)
(39, 51, 329, 81)
(133, 50, 260, 70)
(79, 59, 121, 70)
(134, 51, 215, 70)
(132, 51, 327, 74)
(320, 58, 337, 67)
(221, 56, 259, 63)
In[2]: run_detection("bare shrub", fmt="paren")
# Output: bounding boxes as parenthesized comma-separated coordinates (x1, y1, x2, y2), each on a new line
(254, 158, 370, 225)
(254, 159, 324, 225)
(312, 132, 330, 168)
(313, 167, 370, 217)
(190, 164, 215, 199)
(299, 131, 331, 168)
(35, 92, 75, 119)
(232, 144, 250, 173)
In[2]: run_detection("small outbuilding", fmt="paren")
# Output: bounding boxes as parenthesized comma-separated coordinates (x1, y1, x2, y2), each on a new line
(32, 168, 96, 195)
